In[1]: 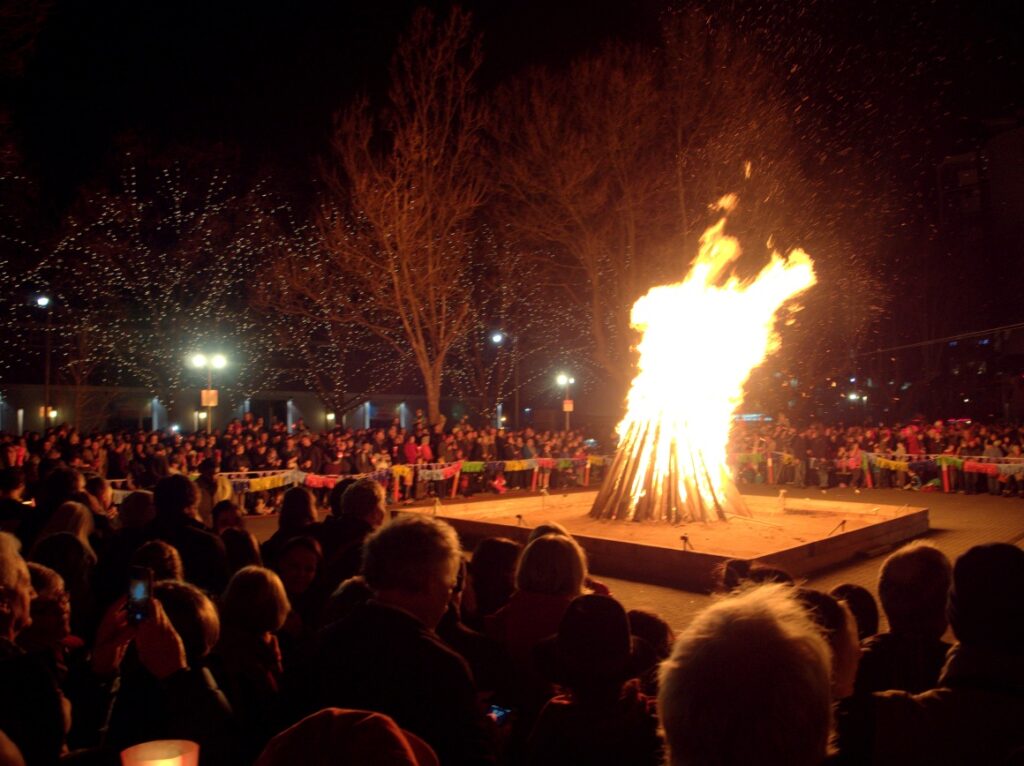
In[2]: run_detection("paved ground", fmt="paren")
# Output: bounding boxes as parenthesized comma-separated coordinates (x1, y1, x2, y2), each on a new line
(249, 483, 1024, 632)
(603, 484, 1024, 630)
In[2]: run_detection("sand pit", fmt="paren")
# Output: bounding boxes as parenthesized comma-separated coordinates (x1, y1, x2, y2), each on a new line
(402, 489, 928, 591)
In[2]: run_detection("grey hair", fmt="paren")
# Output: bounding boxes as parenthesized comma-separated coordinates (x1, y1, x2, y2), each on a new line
(362, 516, 462, 593)
(659, 584, 833, 766)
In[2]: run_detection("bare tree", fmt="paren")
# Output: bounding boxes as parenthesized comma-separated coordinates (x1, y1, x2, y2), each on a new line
(309, 7, 489, 424)
(27, 160, 273, 405)
(495, 45, 674, 391)
(498, 10, 887, 414)
(445, 227, 580, 422)
(252, 211, 412, 417)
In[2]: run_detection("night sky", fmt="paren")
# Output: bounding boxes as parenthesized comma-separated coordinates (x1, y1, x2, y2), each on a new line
(3, 0, 1024, 416)
(11, 0, 1022, 209)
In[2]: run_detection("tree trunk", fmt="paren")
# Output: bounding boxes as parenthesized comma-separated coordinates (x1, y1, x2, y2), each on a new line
(423, 362, 444, 426)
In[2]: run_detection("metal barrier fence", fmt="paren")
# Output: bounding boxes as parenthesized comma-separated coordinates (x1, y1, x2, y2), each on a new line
(110, 456, 612, 507)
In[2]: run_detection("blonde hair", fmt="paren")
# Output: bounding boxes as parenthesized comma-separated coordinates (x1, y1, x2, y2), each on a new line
(659, 584, 833, 766)
(41, 501, 95, 558)
(515, 534, 587, 597)
(0, 531, 28, 591)
(221, 566, 291, 634)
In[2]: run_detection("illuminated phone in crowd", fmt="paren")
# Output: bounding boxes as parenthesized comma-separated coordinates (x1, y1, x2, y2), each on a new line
(126, 565, 153, 625)
(486, 704, 513, 726)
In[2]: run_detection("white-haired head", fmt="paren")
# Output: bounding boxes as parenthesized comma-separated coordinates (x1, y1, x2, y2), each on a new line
(659, 584, 833, 766)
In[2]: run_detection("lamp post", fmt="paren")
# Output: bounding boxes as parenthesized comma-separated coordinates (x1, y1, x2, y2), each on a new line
(190, 352, 226, 434)
(556, 372, 575, 432)
(36, 296, 53, 428)
(491, 331, 521, 429)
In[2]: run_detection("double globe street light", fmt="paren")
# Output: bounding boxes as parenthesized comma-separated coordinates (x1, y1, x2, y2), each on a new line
(556, 372, 575, 431)
(191, 353, 227, 433)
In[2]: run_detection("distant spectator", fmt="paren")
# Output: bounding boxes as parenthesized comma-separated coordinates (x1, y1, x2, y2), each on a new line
(856, 543, 952, 695)
(659, 584, 832, 766)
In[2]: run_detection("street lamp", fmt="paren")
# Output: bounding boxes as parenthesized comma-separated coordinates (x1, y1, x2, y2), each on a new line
(556, 373, 575, 431)
(191, 352, 227, 434)
(36, 296, 53, 428)
(491, 331, 521, 429)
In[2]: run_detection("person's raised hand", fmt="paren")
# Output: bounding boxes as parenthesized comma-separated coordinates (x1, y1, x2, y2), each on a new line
(136, 599, 187, 681)
(91, 597, 134, 676)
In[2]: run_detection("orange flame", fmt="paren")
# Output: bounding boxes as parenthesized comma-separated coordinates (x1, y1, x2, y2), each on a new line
(598, 195, 816, 523)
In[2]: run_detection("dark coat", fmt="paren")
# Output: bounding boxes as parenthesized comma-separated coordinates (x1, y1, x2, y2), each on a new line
(293, 601, 495, 766)
(526, 683, 663, 766)
(315, 515, 374, 592)
(855, 632, 951, 695)
(106, 662, 240, 766)
(870, 644, 1024, 765)
(0, 638, 66, 766)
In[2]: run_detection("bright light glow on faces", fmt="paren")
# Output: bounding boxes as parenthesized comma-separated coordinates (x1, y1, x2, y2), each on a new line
(211, 354, 227, 369)
(191, 353, 207, 368)
(593, 194, 816, 523)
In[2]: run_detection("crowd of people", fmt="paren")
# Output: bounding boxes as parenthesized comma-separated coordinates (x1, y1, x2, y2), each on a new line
(730, 417, 1024, 494)
(0, 431, 1021, 764)
(0, 414, 598, 514)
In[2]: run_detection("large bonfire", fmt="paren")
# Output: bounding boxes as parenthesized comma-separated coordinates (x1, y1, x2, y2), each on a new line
(590, 194, 816, 524)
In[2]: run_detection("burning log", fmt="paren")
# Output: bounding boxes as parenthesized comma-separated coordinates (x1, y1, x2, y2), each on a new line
(590, 195, 816, 524)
